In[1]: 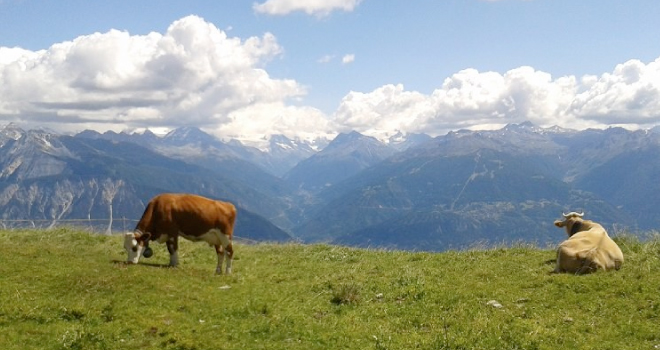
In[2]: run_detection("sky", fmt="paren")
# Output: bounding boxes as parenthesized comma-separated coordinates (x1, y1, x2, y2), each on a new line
(1, 0, 660, 145)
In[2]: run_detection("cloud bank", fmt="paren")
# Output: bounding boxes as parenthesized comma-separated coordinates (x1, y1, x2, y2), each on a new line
(0, 16, 334, 142)
(334, 60, 660, 139)
(1, 16, 660, 144)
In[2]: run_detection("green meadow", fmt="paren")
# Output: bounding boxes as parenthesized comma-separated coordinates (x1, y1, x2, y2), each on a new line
(1, 228, 659, 350)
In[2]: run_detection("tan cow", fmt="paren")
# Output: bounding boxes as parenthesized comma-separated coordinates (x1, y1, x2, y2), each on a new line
(124, 193, 236, 274)
(553, 212, 623, 274)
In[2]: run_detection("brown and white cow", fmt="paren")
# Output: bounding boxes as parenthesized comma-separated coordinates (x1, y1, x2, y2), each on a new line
(553, 212, 623, 274)
(124, 193, 237, 274)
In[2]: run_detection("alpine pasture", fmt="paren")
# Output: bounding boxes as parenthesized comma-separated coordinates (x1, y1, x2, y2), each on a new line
(1, 228, 659, 350)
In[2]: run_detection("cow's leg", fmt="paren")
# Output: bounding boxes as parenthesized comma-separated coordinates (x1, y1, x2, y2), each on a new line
(215, 245, 225, 275)
(166, 236, 179, 267)
(215, 233, 234, 274)
(224, 242, 234, 274)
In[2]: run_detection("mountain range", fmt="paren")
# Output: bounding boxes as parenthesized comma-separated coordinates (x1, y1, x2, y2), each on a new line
(1, 121, 658, 251)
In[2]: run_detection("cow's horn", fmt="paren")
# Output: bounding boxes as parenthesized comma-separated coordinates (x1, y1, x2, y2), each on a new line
(562, 211, 584, 218)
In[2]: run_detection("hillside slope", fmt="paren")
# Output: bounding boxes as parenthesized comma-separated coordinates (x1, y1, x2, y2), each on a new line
(293, 124, 650, 247)
(0, 130, 293, 242)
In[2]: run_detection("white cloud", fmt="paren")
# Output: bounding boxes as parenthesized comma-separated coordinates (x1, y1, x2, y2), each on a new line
(253, 0, 362, 17)
(215, 102, 336, 147)
(317, 54, 335, 64)
(569, 59, 660, 125)
(2, 14, 660, 145)
(318, 53, 354, 65)
(332, 58, 660, 139)
(0, 15, 329, 142)
(341, 54, 355, 64)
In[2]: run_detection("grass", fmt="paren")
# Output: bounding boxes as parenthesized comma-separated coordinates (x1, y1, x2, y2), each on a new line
(1, 228, 660, 349)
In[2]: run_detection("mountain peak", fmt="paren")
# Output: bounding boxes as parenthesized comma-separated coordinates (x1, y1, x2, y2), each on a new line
(387, 131, 432, 151)
(322, 131, 378, 153)
(543, 125, 575, 134)
(330, 131, 371, 145)
(503, 121, 539, 132)
(142, 129, 157, 137)
(163, 127, 218, 145)
(1, 122, 25, 141)
(268, 134, 298, 152)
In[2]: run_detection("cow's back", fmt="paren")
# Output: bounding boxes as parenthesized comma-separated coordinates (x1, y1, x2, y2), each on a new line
(557, 228, 623, 273)
(137, 193, 236, 238)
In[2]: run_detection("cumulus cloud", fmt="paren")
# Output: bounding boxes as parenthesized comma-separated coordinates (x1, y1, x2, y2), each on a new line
(216, 102, 336, 146)
(0, 15, 330, 142)
(333, 58, 660, 139)
(253, 0, 362, 17)
(569, 59, 660, 125)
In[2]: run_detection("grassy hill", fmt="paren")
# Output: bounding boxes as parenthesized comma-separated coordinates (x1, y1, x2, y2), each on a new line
(1, 229, 659, 350)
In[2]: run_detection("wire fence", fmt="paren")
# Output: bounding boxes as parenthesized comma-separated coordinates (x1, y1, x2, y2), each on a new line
(0, 218, 264, 244)
(0, 218, 139, 234)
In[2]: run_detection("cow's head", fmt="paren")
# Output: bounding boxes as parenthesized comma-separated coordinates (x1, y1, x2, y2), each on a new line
(554, 211, 585, 237)
(124, 231, 153, 264)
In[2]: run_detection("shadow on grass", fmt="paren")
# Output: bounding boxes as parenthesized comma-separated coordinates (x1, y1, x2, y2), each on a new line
(111, 259, 171, 268)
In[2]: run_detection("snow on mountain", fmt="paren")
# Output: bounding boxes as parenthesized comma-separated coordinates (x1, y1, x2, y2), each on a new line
(283, 131, 397, 193)
(387, 131, 432, 151)
(0, 123, 24, 147)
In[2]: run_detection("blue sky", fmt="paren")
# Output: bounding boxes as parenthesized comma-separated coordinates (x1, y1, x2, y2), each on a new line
(1, 0, 660, 144)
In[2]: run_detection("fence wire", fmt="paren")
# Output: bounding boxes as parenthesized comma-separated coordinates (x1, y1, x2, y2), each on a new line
(0, 218, 139, 234)
(0, 218, 262, 243)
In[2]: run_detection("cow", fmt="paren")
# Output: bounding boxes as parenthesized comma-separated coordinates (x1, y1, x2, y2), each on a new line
(553, 211, 623, 274)
(123, 193, 237, 274)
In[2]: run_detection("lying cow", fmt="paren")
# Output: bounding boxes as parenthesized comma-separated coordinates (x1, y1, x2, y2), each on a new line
(124, 193, 237, 274)
(553, 212, 623, 274)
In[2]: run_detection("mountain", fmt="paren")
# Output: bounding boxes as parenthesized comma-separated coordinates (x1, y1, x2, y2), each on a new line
(387, 131, 433, 151)
(5, 122, 660, 251)
(573, 142, 660, 229)
(283, 131, 398, 193)
(292, 124, 636, 247)
(260, 135, 320, 176)
(0, 125, 293, 242)
(75, 128, 307, 228)
(76, 127, 318, 177)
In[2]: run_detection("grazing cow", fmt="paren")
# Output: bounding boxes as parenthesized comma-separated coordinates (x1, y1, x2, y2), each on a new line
(553, 212, 623, 274)
(124, 193, 236, 274)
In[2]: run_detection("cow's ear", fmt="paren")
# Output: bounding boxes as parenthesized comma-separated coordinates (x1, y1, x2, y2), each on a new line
(569, 222, 582, 236)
